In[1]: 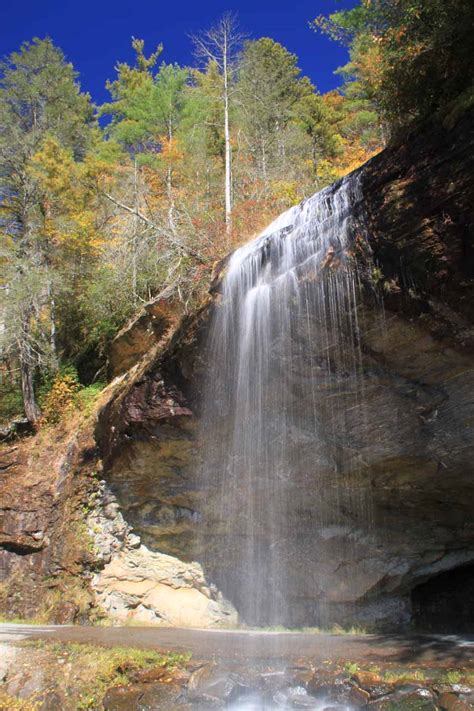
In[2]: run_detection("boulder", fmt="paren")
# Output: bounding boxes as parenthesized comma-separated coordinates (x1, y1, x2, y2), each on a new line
(92, 545, 237, 627)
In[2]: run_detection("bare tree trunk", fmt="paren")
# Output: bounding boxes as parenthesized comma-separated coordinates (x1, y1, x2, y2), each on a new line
(192, 13, 244, 239)
(19, 309, 40, 425)
(48, 278, 58, 369)
(223, 43, 232, 235)
(261, 136, 268, 188)
(167, 120, 176, 234)
(50, 296, 56, 355)
(132, 157, 139, 305)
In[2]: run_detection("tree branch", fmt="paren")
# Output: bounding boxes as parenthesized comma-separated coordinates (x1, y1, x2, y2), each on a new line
(101, 191, 206, 264)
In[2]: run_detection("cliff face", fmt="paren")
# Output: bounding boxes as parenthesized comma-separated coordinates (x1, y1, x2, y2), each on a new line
(1, 110, 473, 629)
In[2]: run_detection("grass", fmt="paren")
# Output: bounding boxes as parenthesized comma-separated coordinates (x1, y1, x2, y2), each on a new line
(23, 641, 191, 710)
(0, 695, 40, 711)
(443, 669, 462, 685)
(344, 661, 360, 675)
(383, 669, 426, 683)
(0, 615, 44, 625)
(343, 664, 472, 687)
(75, 382, 106, 417)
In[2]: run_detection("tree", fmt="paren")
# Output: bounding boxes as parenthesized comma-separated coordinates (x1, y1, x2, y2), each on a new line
(101, 40, 205, 310)
(0, 37, 94, 423)
(296, 93, 341, 179)
(192, 13, 245, 234)
(237, 37, 314, 189)
(101, 38, 164, 303)
(313, 0, 474, 134)
(0, 30, 390, 427)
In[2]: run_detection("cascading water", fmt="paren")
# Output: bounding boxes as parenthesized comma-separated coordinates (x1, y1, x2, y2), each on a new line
(198, 173, 374, 628)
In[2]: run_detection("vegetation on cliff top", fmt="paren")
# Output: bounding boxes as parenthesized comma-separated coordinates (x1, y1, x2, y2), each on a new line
(0, 1, 472, 426)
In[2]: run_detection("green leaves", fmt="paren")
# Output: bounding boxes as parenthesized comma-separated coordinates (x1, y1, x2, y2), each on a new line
(314, 0, 474, 134)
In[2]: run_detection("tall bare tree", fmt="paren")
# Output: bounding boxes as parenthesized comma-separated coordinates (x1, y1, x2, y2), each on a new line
(192, 13, 245, 235)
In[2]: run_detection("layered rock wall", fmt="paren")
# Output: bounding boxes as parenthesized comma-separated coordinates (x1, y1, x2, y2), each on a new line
(1, 110, 473, 629)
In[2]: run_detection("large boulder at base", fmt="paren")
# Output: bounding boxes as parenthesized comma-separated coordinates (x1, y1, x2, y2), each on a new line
(93, 545, 237, 627)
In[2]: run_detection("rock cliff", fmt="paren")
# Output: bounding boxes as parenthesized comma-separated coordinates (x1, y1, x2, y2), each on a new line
(1, 109, 473, 630)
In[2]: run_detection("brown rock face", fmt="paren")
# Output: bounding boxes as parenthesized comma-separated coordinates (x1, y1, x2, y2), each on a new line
(95, 111, 474, 630)
(0, 424, 99, 619)
(107, 290, 178, 379)
(1, 110, 473, 629)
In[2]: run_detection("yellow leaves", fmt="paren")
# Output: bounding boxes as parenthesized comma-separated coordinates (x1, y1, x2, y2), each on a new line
(40, 373, 80, 426)
(270, 180, 300, 206)
(29, 136, 105, 254)
(316, 158, 341, 185)
(331, 138, 380, 179)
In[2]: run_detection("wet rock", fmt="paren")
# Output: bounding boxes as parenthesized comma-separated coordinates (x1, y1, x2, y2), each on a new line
(103, 681, 186, 709)
(307, 671, 343, 692)
(139, 682, 183, 709)
(131, 665, 189, 685)
(227, 682, 262, 705)
(39, 690, 68, 710)
(349, 684, 371, 707)
(187, 664, 239, 703)
(438, 691, 473, 711)
(275, 685, 322, 707)
(460, 691, 474, 708)
(353, 672, 384, 689)
(309, 684, 347, 703)
(307, 672, 354, 706)
(103, 685, 144, 710)
(369, 686, 437, 710)
(351, 673, 392, 699)
(285, 664, 315, 687)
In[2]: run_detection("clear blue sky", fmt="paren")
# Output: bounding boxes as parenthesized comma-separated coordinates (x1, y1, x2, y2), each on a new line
(2, 0, 356, 105)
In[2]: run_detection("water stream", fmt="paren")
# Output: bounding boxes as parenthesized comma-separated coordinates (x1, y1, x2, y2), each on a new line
(198, 173, 374, 627)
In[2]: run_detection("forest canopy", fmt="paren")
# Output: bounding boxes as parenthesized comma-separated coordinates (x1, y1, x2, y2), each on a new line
(1, 0, 472, 427)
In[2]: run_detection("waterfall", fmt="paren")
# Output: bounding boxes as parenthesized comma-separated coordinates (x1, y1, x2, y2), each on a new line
(198, 173, 374, 627)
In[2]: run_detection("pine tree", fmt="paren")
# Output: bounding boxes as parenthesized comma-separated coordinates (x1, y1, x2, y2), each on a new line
(236, 38, 313, 192)
(0, 37, 94, 423)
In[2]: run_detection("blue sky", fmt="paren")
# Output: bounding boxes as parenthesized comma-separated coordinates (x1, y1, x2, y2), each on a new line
(2, 0, 356, 105)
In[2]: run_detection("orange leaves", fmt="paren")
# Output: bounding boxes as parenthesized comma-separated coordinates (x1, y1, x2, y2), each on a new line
(40, 372, 80, 425)
(159, 136, 184, 164)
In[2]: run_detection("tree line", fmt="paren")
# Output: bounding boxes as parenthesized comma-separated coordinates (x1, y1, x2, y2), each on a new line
(1, 0, 472, 426)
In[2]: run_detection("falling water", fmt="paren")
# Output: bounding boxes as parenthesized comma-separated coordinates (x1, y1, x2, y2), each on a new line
(198, 173, 374, 627)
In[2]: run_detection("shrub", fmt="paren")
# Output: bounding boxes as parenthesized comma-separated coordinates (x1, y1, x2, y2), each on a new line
(38, 364, 105, 426)
(40, 370, 80, 425)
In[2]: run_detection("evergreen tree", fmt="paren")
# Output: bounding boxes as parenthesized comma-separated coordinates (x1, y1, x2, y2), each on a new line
(0, 37, 94, 423)
(236, 38, 313, 192)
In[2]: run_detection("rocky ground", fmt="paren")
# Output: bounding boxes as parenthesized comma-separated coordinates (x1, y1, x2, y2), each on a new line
(0, 636, 473, 710)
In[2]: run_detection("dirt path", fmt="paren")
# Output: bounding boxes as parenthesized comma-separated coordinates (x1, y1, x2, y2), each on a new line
(1, 624, 473, 666)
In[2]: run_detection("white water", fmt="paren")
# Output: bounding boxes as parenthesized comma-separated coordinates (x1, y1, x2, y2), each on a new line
(228, 689, 353, 710)
(198, 174, 373, 626)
